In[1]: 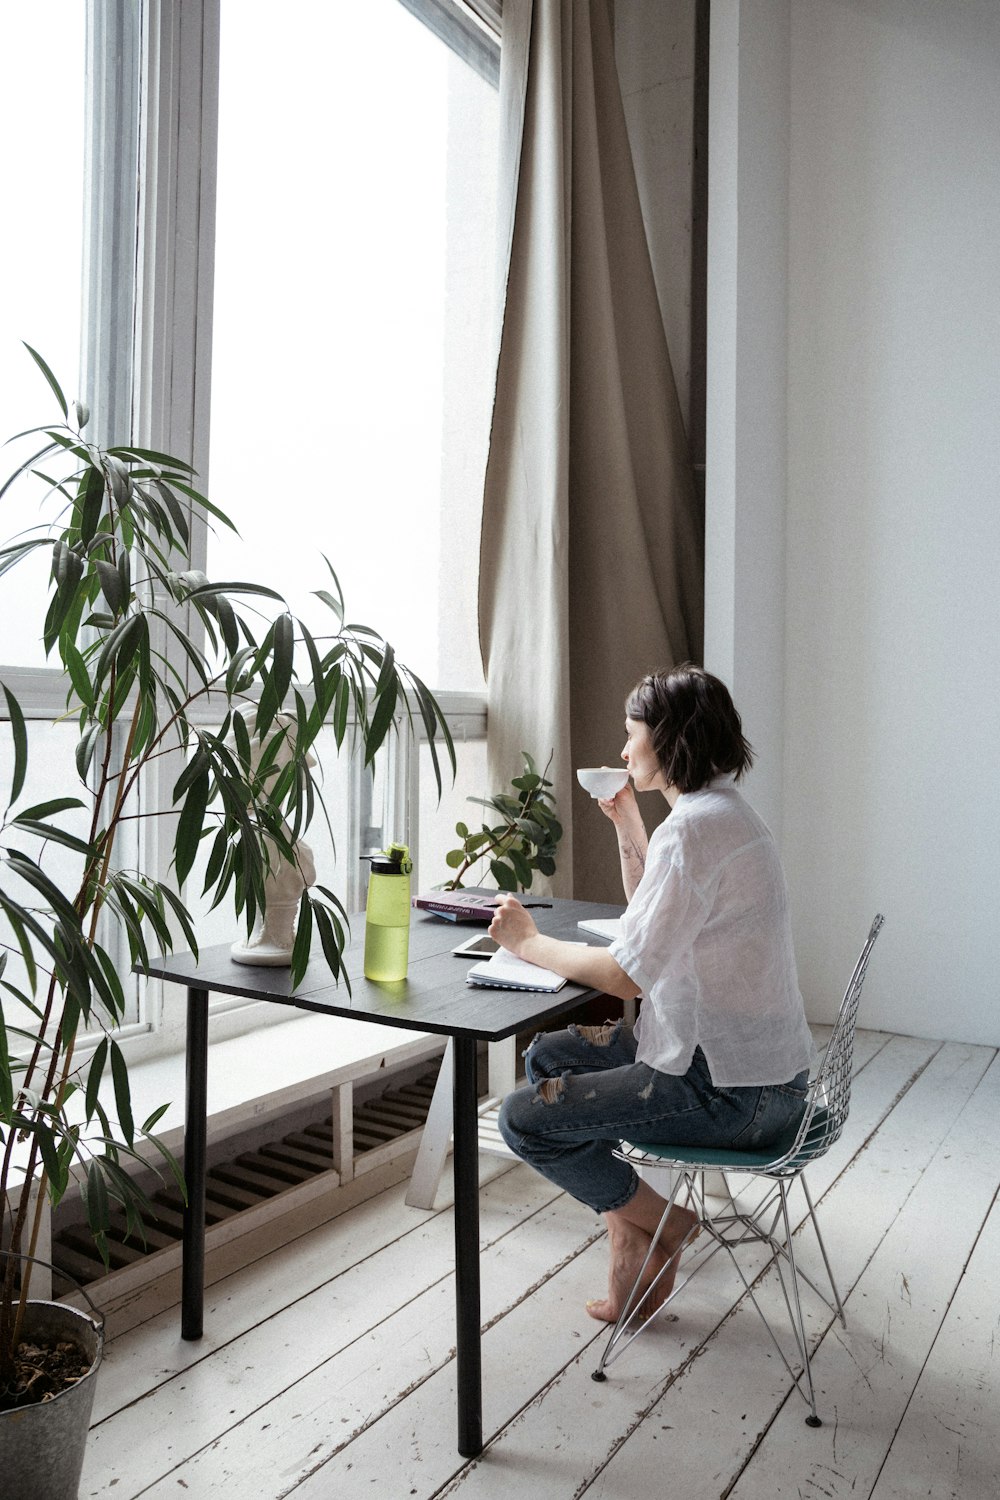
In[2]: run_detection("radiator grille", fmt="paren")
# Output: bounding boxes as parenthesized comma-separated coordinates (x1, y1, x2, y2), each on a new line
(51, 1065, 441, 1287)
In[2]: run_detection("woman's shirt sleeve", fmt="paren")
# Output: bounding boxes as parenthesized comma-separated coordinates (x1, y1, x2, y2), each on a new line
(607, 824, 710, 997)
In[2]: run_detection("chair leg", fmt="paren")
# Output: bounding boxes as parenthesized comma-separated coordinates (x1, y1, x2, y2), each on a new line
(591, 1174, 697, 1382)
(777, 1182, 822, 1426)
(799, 1175, 846, 1328)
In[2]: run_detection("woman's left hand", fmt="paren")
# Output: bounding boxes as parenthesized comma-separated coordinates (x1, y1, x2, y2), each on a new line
(488, 894, 539, 957)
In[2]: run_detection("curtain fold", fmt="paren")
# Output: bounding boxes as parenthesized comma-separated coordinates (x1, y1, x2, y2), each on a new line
(479, 0, 703, 901)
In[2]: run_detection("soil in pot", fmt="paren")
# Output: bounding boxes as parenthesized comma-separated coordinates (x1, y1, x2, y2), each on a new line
(3, 1333, 94, 1412)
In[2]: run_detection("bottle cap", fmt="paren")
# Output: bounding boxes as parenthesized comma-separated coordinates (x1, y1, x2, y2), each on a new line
(360, 842, 413, 875)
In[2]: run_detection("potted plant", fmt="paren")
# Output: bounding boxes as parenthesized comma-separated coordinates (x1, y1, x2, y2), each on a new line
(441, 751, 562, 891)
(0, 347, 453, 1494)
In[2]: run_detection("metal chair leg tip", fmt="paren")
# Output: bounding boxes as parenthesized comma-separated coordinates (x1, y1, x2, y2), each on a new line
(591, 1369, 607, 1383)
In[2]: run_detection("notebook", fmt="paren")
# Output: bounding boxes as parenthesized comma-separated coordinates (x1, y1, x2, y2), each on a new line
(466, 950, 568, 993)
(576, 917, 622, 941)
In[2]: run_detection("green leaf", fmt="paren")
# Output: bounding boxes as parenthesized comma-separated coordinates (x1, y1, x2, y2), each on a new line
(183, 578, 286, 604)
(490, 859, 518, 892)
(94, 557, 126, 615)
(110, 1039, 135, 1146)
(141, 1101, 170, 1134)
(85, 1037, 109, 1123)
(0, 1005, 13, 1118)
(445, 849, 465, 869)
(23, 343, 69, 419)
(4, 849, 82, 928)
(77, 462, 106, 544)
(64, 641, 96, 708)
(174, 769, 210, 886)
(76, 721, 104, 780)
(290, 889, 313, 988)
(2, 683, 28, 806)
(509, 847, 534, 889)
(151, 479, 191, 546)
(85, 1160, 111, 1252)
(270, 611, 295, 710)
(142, 1131, 188, 1202)
(365, 676, 397, 764)
(33, 1119, 63, 1193)
(9, 818, 93, 855)
(156, 884, 200, 958)
(105, 444, 196, 472)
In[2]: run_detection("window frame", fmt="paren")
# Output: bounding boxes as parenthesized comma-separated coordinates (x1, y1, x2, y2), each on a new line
(1, 0, 493, 1065)
(130, 0, 491, 1060)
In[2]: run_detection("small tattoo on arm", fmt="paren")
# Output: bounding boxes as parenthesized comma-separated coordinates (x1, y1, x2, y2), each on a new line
(625, 840, 645, 871)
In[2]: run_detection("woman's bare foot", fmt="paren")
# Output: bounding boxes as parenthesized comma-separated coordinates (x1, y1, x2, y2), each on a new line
(586, 1204, 698, 1324)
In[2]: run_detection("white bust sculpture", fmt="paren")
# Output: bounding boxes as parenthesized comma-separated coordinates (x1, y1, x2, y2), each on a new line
(230, 710, 318, 968)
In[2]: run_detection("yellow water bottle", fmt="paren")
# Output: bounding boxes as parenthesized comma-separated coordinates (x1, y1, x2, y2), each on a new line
(362, 843, 413, 981)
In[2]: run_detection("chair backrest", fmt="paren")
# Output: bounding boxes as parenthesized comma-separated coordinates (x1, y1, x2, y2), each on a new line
(771, 913, 885, 1173)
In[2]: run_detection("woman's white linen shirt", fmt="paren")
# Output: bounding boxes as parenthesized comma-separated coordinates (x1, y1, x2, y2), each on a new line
(608, 778, 813, 1088)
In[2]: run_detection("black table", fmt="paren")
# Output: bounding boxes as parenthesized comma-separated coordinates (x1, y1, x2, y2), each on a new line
(143, 896, 623, 1458)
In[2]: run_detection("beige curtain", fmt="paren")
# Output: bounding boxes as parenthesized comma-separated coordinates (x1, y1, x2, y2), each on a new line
(479, 0, 703, 902)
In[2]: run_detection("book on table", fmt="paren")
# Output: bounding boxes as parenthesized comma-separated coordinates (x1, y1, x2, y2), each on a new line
(412, 890, 553, 923)
(466, 949, 568, 993)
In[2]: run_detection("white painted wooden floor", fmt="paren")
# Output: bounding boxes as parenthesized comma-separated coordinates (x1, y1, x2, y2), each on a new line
(80, 1027, 1000, 1500)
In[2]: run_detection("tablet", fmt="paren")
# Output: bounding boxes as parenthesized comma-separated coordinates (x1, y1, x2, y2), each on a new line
(451, 932, 501, 958)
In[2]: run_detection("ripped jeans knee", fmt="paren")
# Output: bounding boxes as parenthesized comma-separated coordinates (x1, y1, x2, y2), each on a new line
(535, 1074, 567, 1105)
(523, 1018, 633, 1087)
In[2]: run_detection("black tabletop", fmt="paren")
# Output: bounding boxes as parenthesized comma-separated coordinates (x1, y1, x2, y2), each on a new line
(142, 896, 625, 1043)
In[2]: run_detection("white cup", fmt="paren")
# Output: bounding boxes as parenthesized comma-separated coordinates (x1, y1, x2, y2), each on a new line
(576, 766, 629, 799)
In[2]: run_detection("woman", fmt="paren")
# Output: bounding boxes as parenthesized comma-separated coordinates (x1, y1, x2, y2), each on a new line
(491, 665, 813, 1324)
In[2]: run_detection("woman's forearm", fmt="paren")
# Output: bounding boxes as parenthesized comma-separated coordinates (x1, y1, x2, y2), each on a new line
(519, 933, 640, 1001)
(617, 826, 648, 901)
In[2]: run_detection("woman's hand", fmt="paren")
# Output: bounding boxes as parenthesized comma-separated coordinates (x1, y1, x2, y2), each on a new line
(488, 894, 539, 958)
(489, 893, 640, 999)
(597, 781, 642, 830)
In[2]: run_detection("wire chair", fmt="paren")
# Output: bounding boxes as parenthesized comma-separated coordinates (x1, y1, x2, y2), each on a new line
(591, 913, 885, 1426)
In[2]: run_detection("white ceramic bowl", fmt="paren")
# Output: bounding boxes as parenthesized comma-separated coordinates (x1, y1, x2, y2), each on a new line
(576, 766, 629, 799)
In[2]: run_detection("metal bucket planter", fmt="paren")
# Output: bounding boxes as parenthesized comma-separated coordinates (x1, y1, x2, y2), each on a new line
(0, 1290, 104, 1500)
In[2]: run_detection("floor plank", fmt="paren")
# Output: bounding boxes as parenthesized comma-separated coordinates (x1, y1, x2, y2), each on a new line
(82, 1167, 561, 1494)
(74, 1031, 1000, 1500)
(721, 1044, 1000, 1500)
(440, 1035, 953, 1500)
(867, 1059, 1000, 1500)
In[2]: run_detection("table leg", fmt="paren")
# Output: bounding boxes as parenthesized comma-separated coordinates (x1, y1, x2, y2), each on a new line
(452, 1034, 483, 1458)
(182, 986, 208, 1340)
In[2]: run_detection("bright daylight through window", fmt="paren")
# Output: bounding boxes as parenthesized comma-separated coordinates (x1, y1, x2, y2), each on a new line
(208, 0, 499, 694)
(0, 1, 498, 1043)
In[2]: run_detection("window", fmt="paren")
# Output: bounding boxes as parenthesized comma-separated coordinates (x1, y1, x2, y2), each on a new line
(0, 1, 144, 1030)
(0, 4, 87, 671)
(207, 0, 499, 692)
(0, 0, 496, 1058)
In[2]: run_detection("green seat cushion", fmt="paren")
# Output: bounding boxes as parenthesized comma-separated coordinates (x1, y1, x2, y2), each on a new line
(624, 1107, 829, 1172)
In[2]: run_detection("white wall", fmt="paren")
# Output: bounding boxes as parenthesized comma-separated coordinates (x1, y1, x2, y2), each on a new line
(619, 0, 999, 1043)
(703, 0, 791, 841)
(781, 0, 1000, 1041)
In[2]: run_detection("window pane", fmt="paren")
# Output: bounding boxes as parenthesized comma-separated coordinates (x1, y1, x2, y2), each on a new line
(208, 0, 498, 691)
(417, 735, 489, 892)
(0, 4, 86, 670)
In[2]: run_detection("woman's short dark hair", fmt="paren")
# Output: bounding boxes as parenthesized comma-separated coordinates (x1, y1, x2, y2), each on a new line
(625, 665, 754, 793)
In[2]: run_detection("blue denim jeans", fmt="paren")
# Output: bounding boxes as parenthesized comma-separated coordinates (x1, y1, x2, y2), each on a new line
(497, 1020, 809, 1215)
